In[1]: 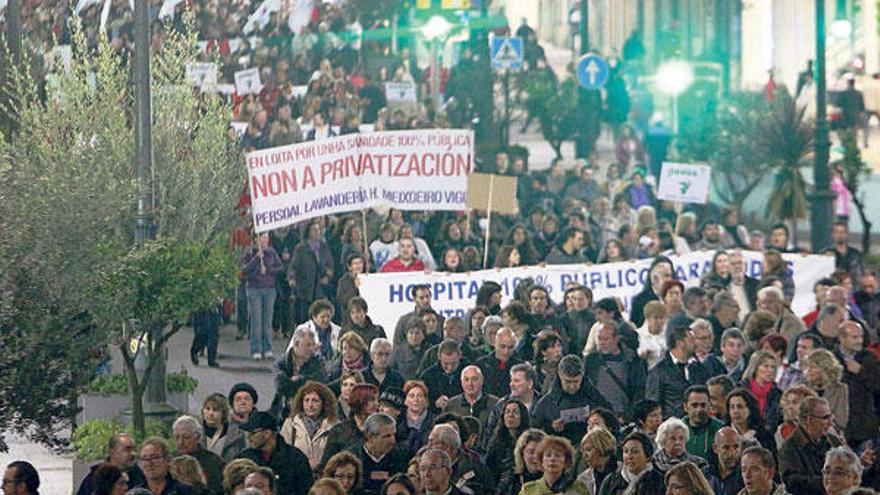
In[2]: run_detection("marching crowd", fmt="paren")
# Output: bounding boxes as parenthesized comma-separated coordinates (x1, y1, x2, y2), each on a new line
(4, 2, 880, 495)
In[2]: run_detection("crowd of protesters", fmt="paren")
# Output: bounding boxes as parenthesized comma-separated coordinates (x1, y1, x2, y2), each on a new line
(7, 1, 880, 495)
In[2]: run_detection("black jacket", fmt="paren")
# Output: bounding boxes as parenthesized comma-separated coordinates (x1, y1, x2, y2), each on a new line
(630, 285, 659, 327)
(237, 435, 314, 495)
(532, 376, 614, 446)
(77, 462, 146, 495)
(271, 353, 328, 420)
(419, 361, 466, 413)
(474, 353, 523, 398)
(645, 353, 710, 418)
(838, 348, 880, 444)
(583, 347, 647, 420)
(189, 447, 226, 495)
(348, 445, 409, 495)
(779, 425, 844, 495)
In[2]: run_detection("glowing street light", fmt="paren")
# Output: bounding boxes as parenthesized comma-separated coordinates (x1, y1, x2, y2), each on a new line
(420, 16, 454, 111)
(830, 19, 852, 39)
(656, 60, 694, 149)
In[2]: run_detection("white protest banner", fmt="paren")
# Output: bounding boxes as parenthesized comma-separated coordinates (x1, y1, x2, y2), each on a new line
(358, 251, 835, 337)
(235, 68, 262, 95)
(385, 82, 418, 102)
(186, 62, 218, 89)
(245, 129, 474, 232)
(657, 162, 711, 204)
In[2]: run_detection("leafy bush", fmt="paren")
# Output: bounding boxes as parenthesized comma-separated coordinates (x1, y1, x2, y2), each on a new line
(86, 374, 129, 395)
(167, 369, 199, 394)
(72, 419, 170, 460)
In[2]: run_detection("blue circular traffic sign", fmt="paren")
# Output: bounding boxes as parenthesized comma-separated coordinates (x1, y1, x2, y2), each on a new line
(576, 54, 609, 90)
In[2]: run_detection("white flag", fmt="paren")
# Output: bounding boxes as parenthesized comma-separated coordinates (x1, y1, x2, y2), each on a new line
(243, 0, 280, 35)
(287, 0, 313, 35)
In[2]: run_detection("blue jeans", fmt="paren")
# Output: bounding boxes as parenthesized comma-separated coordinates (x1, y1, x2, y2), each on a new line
(246, 287, 276, 355)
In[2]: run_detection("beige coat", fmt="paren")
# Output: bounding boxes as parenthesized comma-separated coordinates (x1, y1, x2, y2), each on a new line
(280, 414, 338, 470)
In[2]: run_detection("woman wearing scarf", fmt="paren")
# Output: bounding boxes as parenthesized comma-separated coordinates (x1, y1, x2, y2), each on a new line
(326, 332, 370, 383)
(598, 432, 664, 495)
(200, 393, 245, 460)
(650, 418, 709, 477)
(280, 380, 339, 473)
(740, 350, 783, 433)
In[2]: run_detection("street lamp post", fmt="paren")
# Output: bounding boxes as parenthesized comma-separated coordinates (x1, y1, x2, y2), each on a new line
(811, 0, 834, 252)
(656, 60, 693, 157)
(421, 15, 453, 113)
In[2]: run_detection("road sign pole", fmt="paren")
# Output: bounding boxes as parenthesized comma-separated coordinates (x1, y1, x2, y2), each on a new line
(503, 70, 510, 148)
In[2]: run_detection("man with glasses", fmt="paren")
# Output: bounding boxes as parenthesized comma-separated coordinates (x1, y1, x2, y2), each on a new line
(139, 438, 194, 494)
(779, 397, 847, 495)
(419, 449, 462, 495)
(236, 411, 313, 495)
(2, 461, 40, 495)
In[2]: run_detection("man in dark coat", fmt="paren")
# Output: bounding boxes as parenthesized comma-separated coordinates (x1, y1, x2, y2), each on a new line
(288, 222, 335, 326)
(172, 416, 226, 495)
(631, 256, 674, 327)
(779, 397, 845, 495)
(393, 284, 445, 346)
(348, 413, 409, 495)
(583, 321, 646, 420)
(76, 433, 146, 495)
(532, 355, 613, 446)
(646, 325, 710, 418)
(420, 339, 467, 413)
(474, 327, 522, 397)
(837, 320, 880, 446)
(271, 326, 327, 420)
(444, 365, 500, 433)
(237, 412, 314, 495)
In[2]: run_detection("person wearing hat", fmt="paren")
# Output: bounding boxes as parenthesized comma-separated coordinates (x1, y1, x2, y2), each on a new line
(235, 411, 314, 495)
(377, 387, 407, 442)
(532, 354, 614, 447)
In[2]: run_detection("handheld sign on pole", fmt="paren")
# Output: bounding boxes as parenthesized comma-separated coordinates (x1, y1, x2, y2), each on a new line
(234, 68, 262, 95)
(491, 36, 523, 71)
(657, 162, 712, 204)
(576, 54, 610, 90)
(465, 173, 518, 268)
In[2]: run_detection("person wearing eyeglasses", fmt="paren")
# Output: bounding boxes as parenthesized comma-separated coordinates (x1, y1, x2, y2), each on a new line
(138, 438, 194, 495)
(822, 446, 864, 495)
(2, 461, 40, 495)
(418, 449, 460, 495)
(778, 396, 847, 495)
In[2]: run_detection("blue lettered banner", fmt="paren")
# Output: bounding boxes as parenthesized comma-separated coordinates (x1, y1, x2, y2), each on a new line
(357, 250, 835, 339)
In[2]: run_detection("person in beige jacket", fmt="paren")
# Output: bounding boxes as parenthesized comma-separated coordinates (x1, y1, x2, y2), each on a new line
(280, 380, 340, 472)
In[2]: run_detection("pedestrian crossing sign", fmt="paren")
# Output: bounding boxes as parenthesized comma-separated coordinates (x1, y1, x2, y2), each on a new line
(491, 36, 523, 70)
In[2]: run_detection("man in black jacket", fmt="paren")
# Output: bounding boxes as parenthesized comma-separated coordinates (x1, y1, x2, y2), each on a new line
(474, 327, 522, 397)
(631, 256, 674, 327)
(837, 320, 880, 447)
(348, 413, 409, 495)
(419, 339, 466, 412)
(532, 354, 613, 446)
(646, 325, 710, 418)
(583, 321, 646, 420)
(76, 433, 146, 495)
(237, 411, 314, 495)
(172, 416, 226, 495)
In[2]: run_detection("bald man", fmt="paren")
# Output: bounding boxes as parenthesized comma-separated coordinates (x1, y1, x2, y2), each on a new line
(474, 327, 522, 397)
(708, 427, 744, 495)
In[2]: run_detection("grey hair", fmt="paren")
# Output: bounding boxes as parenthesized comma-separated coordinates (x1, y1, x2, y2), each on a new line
(461, 365, 483, 381)
(495, 326, 516, 341)
(656, 417, 689, 446)
(689, 318, 712, 332)
(172, 415, 203, 439)
(482, 315, 503, 332)
(431, 424, 461, 451)
(292, 325, 317, 347)
(422, 448, 452, 468)
(363, 412, 396, 438)
(370, 338, 392, 354)
(757, 286, 784, 302)
(825, 446, 863, 480)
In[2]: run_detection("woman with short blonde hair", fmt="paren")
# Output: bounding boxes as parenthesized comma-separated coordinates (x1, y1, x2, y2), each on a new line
(803, 348, 849, 431)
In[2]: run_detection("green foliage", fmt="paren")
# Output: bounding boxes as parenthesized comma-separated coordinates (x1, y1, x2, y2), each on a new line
(0, 13, 241, 451)
(167, 369, 199, 394)
(87, 374, 130, 395)
(72, 419, 170, 460)
(761, 93, 813, 222)
(525, 78, 581, 158)
(84, 369, 198, 395)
